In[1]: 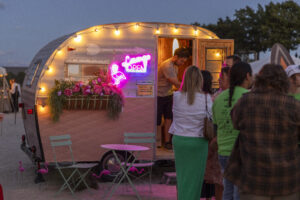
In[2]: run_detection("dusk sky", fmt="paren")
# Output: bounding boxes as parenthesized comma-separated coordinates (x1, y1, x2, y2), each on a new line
(0, 0, 297, 66)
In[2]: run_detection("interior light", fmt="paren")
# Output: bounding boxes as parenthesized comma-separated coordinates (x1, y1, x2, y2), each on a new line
(74, 35, 82, 42)
(172, 38, 179, 56)
(156, 28, 160, 34)
(216, 52, 221, 57)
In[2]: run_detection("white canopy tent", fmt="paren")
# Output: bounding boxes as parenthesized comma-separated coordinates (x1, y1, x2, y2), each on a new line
(0, 66, 12, 113)
(250, 55, 300, 74)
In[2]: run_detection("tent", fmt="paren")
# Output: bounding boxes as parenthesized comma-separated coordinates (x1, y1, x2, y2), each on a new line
(0, 67, 12, 112)
(250, 55, 300, 74)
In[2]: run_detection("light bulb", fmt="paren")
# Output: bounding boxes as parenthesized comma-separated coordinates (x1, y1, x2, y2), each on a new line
(174, 28, 178, 33)
(74, 35, 82, 42)
(194, 30, 198, 35)
(156, 29, 160, 34)
(134, 23, 139, 30)
(95, 28, 99, 32)
(40, 87, 46, 92)
(115, 28, 120, 35)
(47, 67, 53, 73)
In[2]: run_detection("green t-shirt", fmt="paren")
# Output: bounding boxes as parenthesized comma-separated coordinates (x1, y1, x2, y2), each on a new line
(292, 93, 300, 101)
(213, 86, 248, 156)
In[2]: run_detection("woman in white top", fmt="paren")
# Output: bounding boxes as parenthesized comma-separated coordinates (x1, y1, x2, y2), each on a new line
(169, 66, 212, 200)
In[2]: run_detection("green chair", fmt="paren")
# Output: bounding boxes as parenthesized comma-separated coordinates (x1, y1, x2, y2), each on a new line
(49, 134, 98, 196)
(123, 132, 155, 192)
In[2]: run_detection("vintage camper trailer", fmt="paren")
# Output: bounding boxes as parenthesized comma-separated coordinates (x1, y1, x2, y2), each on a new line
(21, 22, 233, 173)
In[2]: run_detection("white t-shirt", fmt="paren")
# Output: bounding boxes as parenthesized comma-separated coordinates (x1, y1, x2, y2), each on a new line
(169, 91, 213, 137)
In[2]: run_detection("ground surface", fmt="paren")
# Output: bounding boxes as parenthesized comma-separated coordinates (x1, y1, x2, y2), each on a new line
(0, 112, 177, 200)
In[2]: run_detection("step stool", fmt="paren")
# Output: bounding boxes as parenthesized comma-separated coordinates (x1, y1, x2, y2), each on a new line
(161, 172, 176, 185)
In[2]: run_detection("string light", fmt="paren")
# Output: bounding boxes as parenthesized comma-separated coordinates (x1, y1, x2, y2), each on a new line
(74, 35, 82, 42)
(94, 28, 99, 32)
(57, 49, 63, 55)
(155, 28, 160, 34)
(114, 27, 120, 36)
(194, 29, 199, 36)
(173, 27, 178, 34)
(134, 23, 139, 30)
(47, 66, 53, 73)
(40, 87, 46, 92)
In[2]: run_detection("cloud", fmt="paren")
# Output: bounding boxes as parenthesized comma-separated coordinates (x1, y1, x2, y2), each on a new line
(0, 2, 5, 10)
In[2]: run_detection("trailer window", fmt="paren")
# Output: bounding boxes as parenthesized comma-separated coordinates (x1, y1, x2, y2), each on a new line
(66, 63, 108, 82)
(26, 60, 42, 87)
(205, 49, 225, 88)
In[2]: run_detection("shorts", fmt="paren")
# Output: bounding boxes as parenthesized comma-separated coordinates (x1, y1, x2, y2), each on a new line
(157, 95, 173, 125)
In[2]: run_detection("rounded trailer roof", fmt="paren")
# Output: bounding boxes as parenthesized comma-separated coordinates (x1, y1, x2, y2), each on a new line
(23, 22, 219, 94)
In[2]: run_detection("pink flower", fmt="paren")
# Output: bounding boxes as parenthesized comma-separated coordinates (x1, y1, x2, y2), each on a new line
(64, 88, 73, 96)
(92, 80, 97, 85)
(83, 87, 91, 96)
(97, 77, 101, 83)
(75, 81, 83, 87)
(103, 85, 111, 95)
(57, 91, 62, 96)
(72, 85, 80, 93)
(94, 85, 103, 95)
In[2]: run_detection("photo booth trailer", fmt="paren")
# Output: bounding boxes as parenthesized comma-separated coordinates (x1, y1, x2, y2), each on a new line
(21, 22, 233, 167)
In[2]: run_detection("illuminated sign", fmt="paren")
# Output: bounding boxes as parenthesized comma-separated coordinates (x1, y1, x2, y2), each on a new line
(111, 64, 127, 86)
(121, 54, 151, 73)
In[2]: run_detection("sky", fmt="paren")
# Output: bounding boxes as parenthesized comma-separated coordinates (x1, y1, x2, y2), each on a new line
(0, 0, 298, 66)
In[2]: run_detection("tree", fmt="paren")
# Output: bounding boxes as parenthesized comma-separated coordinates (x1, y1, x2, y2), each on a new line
(193, 1, 300, 59)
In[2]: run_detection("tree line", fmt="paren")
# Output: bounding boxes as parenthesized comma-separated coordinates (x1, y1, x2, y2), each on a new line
(193, 0, 300, 59)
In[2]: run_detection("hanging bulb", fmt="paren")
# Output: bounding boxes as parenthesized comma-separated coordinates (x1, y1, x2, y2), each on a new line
(74, 35, 82, 42)
(134, 23, 139, 30)
(115, 28, 120, 36)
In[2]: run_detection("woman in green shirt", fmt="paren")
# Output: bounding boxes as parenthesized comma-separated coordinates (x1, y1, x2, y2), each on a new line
(212, 62, 253, 200)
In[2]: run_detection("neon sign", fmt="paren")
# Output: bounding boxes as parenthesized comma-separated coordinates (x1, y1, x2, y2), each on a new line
(111, 64, 127, 86)
(121, 54, 151, 73)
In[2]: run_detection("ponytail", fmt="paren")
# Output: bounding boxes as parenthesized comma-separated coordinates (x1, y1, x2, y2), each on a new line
(228, 62, 252, 107)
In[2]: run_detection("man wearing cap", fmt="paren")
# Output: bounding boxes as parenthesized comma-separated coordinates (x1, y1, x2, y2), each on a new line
(286, 65, 300, 100)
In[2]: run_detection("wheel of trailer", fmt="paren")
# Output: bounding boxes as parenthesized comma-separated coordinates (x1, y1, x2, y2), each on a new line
(98, 151, 134, 182)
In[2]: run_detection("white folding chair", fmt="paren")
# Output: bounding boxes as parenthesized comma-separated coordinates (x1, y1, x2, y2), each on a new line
(123, 132, 155, 192)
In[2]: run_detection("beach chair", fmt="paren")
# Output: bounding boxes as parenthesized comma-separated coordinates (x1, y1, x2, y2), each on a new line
(123, 132, 155, 192)
(49, 134, 98, 196)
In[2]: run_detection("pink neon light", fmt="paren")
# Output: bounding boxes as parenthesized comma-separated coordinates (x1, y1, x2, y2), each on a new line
(111, 64, 127, 86)
(121, 54, 151, 73)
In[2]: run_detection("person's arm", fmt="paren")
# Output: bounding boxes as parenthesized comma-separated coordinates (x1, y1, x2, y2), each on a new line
(166, 77, 181, 88)
(162, 64, 181, 89)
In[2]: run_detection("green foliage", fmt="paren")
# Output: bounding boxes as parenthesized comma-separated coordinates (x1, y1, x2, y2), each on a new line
(47, 80, 73, 122)
(107, 93, 124, 120)
(194, 1, 300, 58)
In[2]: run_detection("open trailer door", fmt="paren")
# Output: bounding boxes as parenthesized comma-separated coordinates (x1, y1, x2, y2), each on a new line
(197, 39, 234, 88)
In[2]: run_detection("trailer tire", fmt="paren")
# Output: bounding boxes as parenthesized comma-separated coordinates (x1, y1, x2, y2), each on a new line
(98, 151, 134, 182)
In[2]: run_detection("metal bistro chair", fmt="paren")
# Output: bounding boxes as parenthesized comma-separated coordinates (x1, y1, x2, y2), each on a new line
(123, 132, 155, 192)
(49, 134, 98, 196)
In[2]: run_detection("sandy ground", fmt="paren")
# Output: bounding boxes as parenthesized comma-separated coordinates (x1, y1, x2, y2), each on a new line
(0, 112, 177, 200)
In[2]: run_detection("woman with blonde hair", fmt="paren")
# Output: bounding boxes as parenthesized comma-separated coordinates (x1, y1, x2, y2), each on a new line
(169, 66, 212, 200)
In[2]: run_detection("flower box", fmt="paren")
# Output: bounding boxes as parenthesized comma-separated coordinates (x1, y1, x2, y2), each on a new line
(64, 95, 111, 110)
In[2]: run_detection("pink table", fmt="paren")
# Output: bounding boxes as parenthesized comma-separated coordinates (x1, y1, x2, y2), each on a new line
(101, 144, 149, 200)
